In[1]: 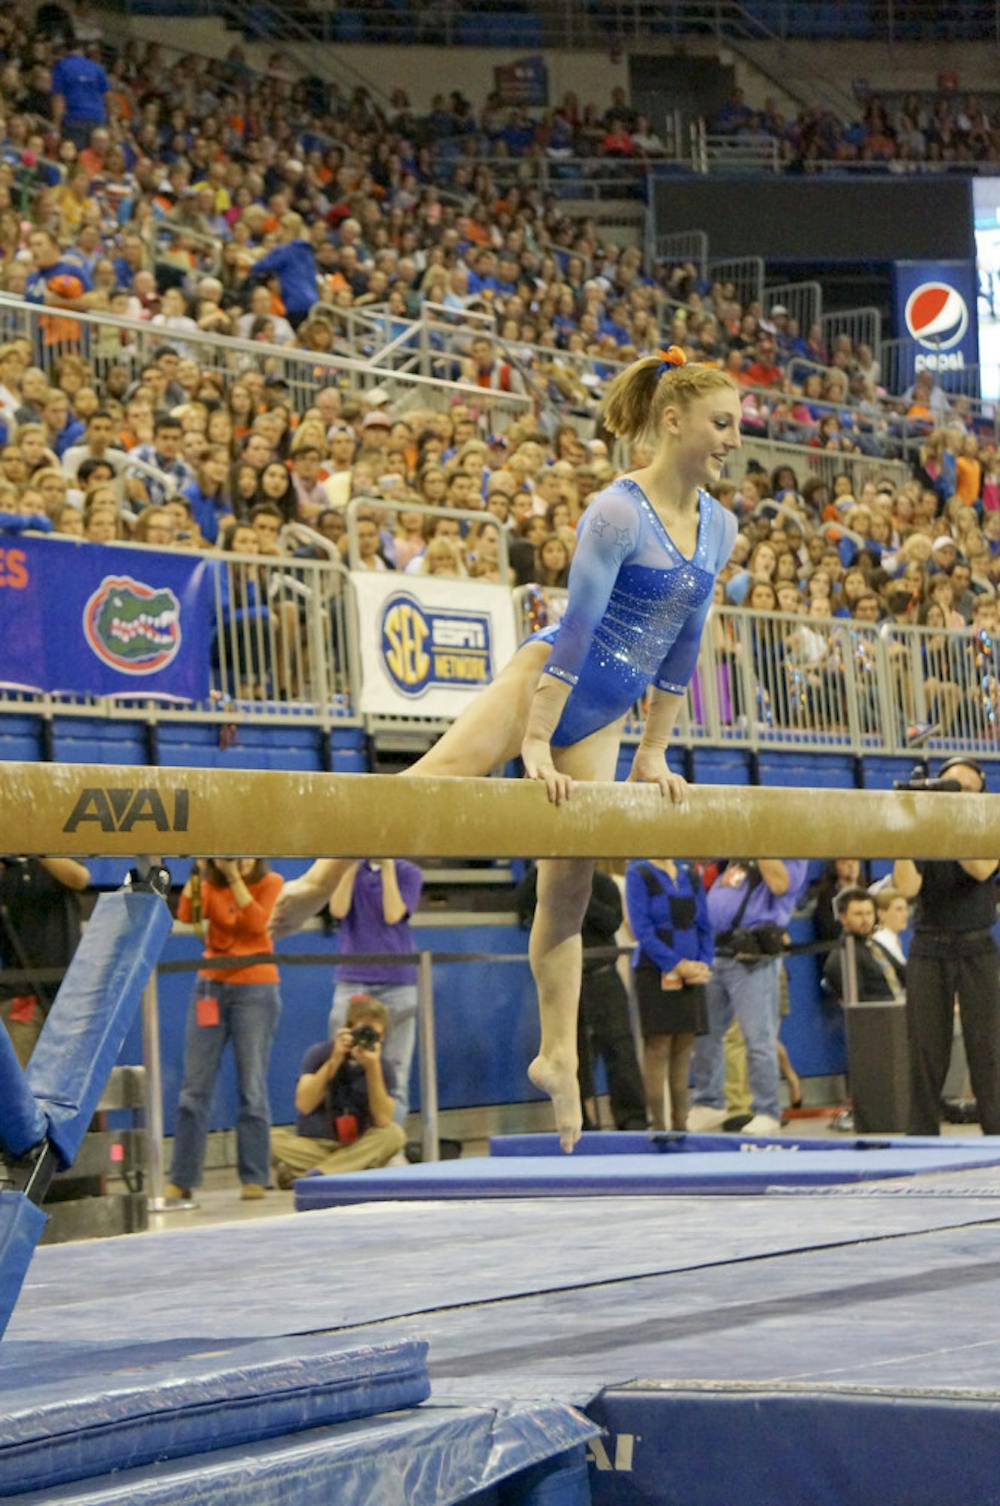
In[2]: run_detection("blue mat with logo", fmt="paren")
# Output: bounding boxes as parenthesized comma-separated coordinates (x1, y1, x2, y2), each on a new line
(292, 1142, 1000, 1209)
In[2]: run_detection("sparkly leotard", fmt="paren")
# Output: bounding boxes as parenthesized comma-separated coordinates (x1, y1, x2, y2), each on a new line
(529, 477, 737, 746)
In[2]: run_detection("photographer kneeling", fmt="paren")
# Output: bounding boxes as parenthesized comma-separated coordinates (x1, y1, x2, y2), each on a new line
(893, 758, 1000, 1136)
(271, 995, 406, 1187)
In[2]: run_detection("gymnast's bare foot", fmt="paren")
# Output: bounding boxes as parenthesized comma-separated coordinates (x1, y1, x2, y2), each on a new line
(528, 1054, 583, 1154)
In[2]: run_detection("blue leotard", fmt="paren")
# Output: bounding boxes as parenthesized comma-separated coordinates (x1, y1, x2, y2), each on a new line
(529, 477, 737, 746)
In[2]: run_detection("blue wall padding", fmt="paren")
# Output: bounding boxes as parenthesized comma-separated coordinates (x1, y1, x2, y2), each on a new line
(294, 1146, 1000, 1209)
(26, 891, 171, 1168)
(6, 1400, 598, 1506)
(0, 1337, 430, 1497)
(0, 1028, 46, 1158)
(0, 1194, 46, 1342)
(588, 1386, 1000, 1506)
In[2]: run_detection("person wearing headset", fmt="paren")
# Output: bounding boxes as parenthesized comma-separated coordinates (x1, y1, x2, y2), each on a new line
(893, 757, 1000, 1135)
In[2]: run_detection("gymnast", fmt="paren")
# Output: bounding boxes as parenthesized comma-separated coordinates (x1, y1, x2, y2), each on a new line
(274, 350, 741, 1149)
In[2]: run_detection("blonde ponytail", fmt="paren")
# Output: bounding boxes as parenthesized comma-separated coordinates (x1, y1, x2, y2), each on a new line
(602, 349, 738, 443)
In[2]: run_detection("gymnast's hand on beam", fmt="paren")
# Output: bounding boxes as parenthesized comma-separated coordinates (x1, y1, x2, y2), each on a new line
(626, 748, 690, 806)
(521, 736, 573, 806)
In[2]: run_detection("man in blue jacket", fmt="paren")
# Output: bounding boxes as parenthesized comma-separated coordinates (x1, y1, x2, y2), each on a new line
(689, 859, 808, 1136)
(251, 213, 318, 328)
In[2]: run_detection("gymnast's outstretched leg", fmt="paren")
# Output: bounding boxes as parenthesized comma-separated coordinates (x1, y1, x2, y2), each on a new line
(271, 643, 549, 933)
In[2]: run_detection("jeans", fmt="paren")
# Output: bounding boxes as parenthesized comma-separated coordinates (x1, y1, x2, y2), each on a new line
(171, 982, 281, 1189)
(329, 981, 417, 1126)
(691, 957, 781, 1122)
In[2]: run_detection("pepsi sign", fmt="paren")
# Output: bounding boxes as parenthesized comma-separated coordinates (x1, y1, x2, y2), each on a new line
(892, 260, 979, 385)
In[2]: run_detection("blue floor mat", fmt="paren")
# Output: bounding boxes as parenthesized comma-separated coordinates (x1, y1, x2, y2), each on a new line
(11, 1400, 596, 1506)
(10, 1197, 997, 1347)
(292, 1145, 1000, 1209)
(488, 1131, 987, 1156)
(10, 1194, 1000, 1506)
(0, 1336, 429, 1497)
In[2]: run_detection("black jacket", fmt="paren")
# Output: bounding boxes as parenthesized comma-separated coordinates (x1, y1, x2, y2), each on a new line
(823, 935, 905, 1004)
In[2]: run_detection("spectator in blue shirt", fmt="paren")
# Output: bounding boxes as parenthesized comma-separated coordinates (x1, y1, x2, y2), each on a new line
(250, 212, 318, 327)
(689, 859, 809, 1136)
(270, 995, 406, 1186)
(626, 859, 713, 1132)
(51, 48, 109, 148)
(182, 448, 233, 545)
(128, 414, 195, 507)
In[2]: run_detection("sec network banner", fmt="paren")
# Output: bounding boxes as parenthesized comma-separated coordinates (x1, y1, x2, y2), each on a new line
(352, 570, 518, 719)
(0, 535, 214, 699)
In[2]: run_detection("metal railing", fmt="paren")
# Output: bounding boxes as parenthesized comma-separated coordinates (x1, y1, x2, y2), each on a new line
(733, 436, 910, 494)
(692, 124, 781, 176)
(764, 281, 823, 339)
(0, 295, 534, 434)
(880, 339, 998, 406)
(821, 307, 883, 362)
(427, 152, 669, 202)
(654, 230, 709, 277)
(149, 0, 1000, 49)
(708, 256, 766, 308)
(345, 496, 511, 579)
(510, 595, 1000, 761)
(5, 559, 1000, 760)
(0, 537, 361, 729)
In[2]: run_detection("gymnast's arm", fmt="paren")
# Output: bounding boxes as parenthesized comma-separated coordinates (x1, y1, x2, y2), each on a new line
(625, 592, 714, 795)
(892, 860, 923, 898)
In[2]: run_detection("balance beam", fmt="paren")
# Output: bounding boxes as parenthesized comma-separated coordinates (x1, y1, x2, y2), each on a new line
(1, 761, 996, 860)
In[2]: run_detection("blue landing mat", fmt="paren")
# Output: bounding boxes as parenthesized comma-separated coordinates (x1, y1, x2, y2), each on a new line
(9, 1197, 997, 1346)
(11, 1400, 597, 1506)
(292, 1144, 1000, 1208)
(0, 1336, 429, 1497)
(488, 1130, 986, 1156)
(409, 1222, 1000, 1506)
(10, 1197, 1000, 1506)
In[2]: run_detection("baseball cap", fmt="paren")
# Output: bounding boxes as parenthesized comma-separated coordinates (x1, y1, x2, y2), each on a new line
(364, 385, 392, 407)
(932, 534, 956, 551)
(328, 423, 355, 438)
(362, 411, 392, 429)
(770, 303, 788, 316)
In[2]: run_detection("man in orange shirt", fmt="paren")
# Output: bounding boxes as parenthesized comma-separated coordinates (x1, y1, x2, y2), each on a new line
(744, 336, 784, 390)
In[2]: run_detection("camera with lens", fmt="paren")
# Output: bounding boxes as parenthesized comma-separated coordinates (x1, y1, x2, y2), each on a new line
(350, 1023, 380, 1050)
(717, 924, 786, 961)
(893, 757, 987, 794)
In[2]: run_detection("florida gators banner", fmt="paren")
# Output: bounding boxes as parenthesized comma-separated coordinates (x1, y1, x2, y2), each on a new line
(351, 569, 518, 719)
(0, 535, 214, 700)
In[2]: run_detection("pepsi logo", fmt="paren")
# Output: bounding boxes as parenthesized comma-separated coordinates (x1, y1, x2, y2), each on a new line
(905, 282, 968, 350)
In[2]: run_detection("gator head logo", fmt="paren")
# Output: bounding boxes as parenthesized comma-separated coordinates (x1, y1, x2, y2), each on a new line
(83, 575, 182, 674)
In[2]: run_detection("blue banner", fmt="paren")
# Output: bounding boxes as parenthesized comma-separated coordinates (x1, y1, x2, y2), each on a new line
(0, 536, 213, 700)
(891, 259, 980, 390)
(494, 56, 549, 107)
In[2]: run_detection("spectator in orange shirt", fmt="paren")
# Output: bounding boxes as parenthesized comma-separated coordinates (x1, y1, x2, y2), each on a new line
(744, 337, 784, 389)
(956, 433, 983, 506)
(166, 859, 284, 1204)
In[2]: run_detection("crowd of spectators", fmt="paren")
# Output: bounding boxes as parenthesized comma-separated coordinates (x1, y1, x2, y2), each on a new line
(0, 7, 995, 740)
(712, 87, 1000, 172)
